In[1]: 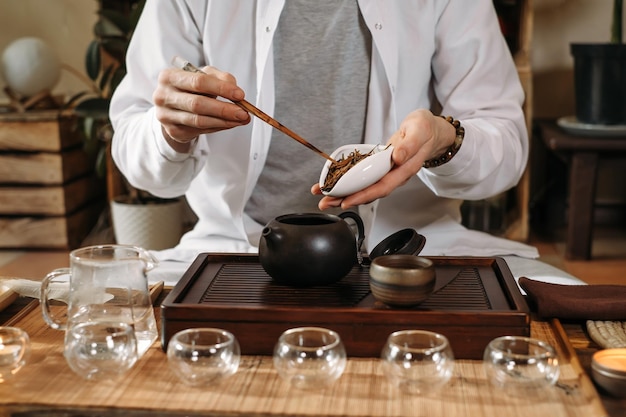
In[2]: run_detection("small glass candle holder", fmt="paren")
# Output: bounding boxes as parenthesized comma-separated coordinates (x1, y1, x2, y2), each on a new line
(64, 321, 138, 381)
(0, 326, 30, 382)
(273, 327, 347, 390)
(380, 330, 455, 394)
(167, 328, 240, 386)
(483, 336, 560, 390)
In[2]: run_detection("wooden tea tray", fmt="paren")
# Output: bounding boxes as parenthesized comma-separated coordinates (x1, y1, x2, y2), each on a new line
(161, 254, 530, 359)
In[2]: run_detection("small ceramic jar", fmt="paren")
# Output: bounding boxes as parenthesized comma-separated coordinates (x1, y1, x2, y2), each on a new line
(368, 255, 436, 307)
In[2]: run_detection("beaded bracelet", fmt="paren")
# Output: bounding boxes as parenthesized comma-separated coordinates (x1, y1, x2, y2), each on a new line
(422, 116, 465, 168)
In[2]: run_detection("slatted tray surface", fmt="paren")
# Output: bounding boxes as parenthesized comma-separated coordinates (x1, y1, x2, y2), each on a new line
(161, 254, 530, 359)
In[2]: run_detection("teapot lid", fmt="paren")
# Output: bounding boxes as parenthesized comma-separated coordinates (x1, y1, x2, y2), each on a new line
(369, 228, 426, 260)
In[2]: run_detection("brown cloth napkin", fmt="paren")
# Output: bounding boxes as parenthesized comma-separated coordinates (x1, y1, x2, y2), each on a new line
(518, 277, 626, 321)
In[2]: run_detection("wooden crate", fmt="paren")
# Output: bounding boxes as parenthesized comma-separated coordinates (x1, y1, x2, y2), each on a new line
(0, 175, 104, 216)
(0, 148, 93, 185)
(0, 201, 104, 249)
(0, 110, 105, 249)
(0, 110, 82, 151)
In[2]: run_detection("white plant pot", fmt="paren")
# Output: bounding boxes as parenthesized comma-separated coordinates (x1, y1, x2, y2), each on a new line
(110, 197, 184, 251)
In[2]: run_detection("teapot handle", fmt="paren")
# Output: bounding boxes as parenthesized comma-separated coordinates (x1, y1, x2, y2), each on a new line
(338, 211, 365, 265)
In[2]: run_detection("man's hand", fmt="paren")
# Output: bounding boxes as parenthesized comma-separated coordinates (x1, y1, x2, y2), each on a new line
(312, 109, 456, 210)
(153, 65, 251, 151)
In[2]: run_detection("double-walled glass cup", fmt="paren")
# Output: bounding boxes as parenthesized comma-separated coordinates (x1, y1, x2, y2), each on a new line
(483, 336, 560, 390)
(273, 327, 347, 390)
(380, 330, 455, 394)
(0, 327, 30, 382)
(167, 328, 240, 386)
(64, 321, 138, 381)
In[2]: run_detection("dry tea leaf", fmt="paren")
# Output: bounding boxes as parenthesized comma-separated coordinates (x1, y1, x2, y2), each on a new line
(321, 148, 376, 193)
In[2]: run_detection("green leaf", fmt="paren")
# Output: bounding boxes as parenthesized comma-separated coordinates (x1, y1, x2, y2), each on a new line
(74, 98, 111, 119)
(82, 116, 95, 142)
(94, 15, 125, 38)
(99, 64, 116, 93)
(129, 0, 146, 31)
(611, 0, 623, 43)
(101, 37, 128, 61)
(99, 9, 132, 33)
(95, 146, 107, 178)
(109, 68, 126, 94)
(85, 40, 101, 81)
(63, 91, 92, 109)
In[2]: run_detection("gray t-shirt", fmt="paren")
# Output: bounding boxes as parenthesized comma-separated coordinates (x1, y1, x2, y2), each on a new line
(245, 0, 371, 224)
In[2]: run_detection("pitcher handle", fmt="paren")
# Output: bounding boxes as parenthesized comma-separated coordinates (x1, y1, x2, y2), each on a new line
(338, 211, 365, 265)
(134, 246, 159, 273)
(40, 268, 70, 330)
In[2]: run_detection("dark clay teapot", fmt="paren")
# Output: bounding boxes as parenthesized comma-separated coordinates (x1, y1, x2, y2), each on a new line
(258, 212, 365, 287)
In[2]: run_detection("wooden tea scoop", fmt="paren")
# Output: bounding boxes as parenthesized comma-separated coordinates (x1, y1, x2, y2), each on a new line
(172, 56, 335, 163)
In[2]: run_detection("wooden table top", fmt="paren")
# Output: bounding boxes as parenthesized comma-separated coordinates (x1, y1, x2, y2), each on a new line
(560, 321, 626, 417)
(1, 290, 623, 417)
(539, 121, 626, 152)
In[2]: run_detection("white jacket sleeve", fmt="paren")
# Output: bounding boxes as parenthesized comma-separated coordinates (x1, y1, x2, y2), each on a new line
(417, 0, 529, 201)
(109, 1, 209, 199)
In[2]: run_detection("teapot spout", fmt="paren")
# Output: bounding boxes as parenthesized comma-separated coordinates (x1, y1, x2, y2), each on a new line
(262, 226, 285, 246)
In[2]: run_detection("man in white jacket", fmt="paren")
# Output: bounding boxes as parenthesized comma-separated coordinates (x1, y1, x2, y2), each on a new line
(110, 0, 538, 272)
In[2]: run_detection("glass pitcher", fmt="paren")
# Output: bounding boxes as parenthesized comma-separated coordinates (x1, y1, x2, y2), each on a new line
(40, 245, 158, 357)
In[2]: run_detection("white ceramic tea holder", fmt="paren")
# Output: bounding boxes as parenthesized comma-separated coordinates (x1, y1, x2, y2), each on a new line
(319, 144, 394, 197)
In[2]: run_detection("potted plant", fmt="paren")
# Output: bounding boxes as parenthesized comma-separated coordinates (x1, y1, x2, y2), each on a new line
(69, 0, 186, 250)
(570, 0, 625, 125)
(66, 0, 144, 178)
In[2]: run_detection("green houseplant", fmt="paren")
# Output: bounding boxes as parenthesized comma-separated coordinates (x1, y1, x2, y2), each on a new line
(570, 0, 625, 125)
(612, 0, 624, 44)
(71, 0, 186, 250)
(68, 0, 145, 180)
